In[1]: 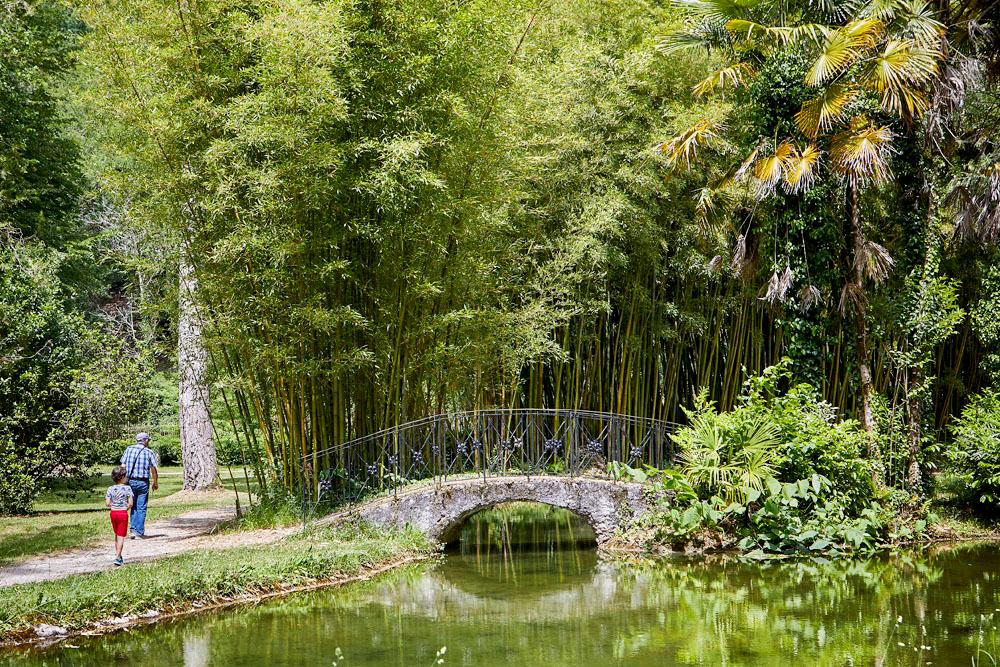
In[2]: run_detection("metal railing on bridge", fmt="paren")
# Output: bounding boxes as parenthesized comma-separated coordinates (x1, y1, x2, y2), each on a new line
(300, 409, 680, 516)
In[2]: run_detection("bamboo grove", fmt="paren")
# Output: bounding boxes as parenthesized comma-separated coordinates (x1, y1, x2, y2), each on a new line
(75, 0, 1000, 493)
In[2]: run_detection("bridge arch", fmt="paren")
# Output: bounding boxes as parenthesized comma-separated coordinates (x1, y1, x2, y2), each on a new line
(330, 475, 656, 546)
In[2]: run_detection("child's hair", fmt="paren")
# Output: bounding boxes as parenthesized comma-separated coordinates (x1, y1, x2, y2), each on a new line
(111, 465, 128, 484)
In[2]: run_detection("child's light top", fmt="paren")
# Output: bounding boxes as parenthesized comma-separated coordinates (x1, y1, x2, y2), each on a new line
(106, 484, 133, 510)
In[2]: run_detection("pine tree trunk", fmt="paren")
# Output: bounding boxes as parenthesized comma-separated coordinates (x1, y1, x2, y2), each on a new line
(847, 183, 883, 487)
(179, 249, 219, 490)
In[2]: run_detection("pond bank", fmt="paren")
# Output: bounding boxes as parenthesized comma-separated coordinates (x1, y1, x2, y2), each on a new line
(0, 524, 432, 649)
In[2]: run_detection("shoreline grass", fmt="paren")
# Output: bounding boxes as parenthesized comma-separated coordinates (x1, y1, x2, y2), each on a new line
(0, 523, 432, 646)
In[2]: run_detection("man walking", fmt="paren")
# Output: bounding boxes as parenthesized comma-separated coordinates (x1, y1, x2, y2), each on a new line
(121, 432, 159, 538)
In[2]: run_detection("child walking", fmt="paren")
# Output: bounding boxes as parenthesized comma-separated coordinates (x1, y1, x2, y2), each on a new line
(105, 466, 134, 566)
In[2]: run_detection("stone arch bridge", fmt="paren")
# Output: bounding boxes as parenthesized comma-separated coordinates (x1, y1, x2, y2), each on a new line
(305, 409, 677, 545)
(319, 475, 653, 545)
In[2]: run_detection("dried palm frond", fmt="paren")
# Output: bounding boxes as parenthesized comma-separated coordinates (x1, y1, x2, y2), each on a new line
(806, 18, 884, 86)
(839, 281, 867, 314)
(783, 144, 822, 194)
(760, 270, 782, 303)
(778, 264, 794, 296)
(693, 62, 756, 97)
(759, 265, 794, 304)
(830, 119, 894, 186)
(857, 239, 895, 283)
(707, 254, 725, 272)
(925, 57, 981, 148)
(798, 283, 823, 311)
(947, 161, 1000, 242)
(733, 142, 765, 182)
(796, 84, 856, 139)
(657, 120, 724, 171)
(694, 185, 732, 232)
(732, 233, 748, 274)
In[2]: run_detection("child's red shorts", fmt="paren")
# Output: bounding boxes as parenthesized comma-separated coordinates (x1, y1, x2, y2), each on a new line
(110, 510, 129, 537)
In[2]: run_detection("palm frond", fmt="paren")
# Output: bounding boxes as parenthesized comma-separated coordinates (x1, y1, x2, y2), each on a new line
(782, 144, 822, 193)
(795, 84, 856, 138)
(829, 119, 894, 186)
(797, 283, 823, 311)
(857, 0, 898, 22)
(760, 264, 795, 304)
(856, 239, 895, 283)
(734, 142, 765, 181)
(753, 142, 795, 195)
(671, 0, 763, 21)
(894, 0, 945, 47)
(726, 19, 831, 45)
(864, 39, 939, 117)
(693, 185, 733, 231)
(946, 160, 1000, 242)
(806, 18, 884, 86)
(657, 120, 724, 171)
(839, 281, 867, 314)
(693, 62, 756, 97)
(657, 23, 731, 54)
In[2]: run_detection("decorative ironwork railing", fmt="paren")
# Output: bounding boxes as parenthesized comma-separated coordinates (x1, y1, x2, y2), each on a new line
(301, 409, 680, 512)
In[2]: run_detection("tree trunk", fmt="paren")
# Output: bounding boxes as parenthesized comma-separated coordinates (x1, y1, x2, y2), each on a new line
(847, 183, 883, 487)
(179, 249, 219, 490)
(906, 366, 923, 490)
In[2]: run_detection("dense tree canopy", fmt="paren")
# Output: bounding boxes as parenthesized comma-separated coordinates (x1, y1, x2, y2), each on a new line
(0, 0, 998, 513)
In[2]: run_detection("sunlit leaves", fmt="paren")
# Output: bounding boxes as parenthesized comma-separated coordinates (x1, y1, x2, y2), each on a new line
(782, 144, 821, 193)
(864, 39, 938, 117)
(726, 19, 830, 45)
(795, 84, 856, 139)
(742, 142, 822, 196)
(692, 62, 755, 97)
(829, 119, 894, 186)
(805, 18, 884, 86)
(657, 121, 724, 170)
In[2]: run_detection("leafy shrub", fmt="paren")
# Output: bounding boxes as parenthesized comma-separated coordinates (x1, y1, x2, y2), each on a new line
(641, 362, 891, 554)
(671, 391, 783, 503)
(947, 389, 1000, 505)
(737, 361, 876, 514)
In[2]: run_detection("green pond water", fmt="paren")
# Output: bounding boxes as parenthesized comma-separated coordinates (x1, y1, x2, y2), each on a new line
(6, 504, 1000, 666)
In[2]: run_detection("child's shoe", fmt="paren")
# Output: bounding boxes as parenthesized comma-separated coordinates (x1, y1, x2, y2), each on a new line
(113, 556, 124, 566)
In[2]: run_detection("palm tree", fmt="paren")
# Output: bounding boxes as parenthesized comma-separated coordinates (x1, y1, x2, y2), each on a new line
(658, 0, 945, 484)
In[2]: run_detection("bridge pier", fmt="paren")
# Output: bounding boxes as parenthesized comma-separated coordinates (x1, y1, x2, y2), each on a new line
(330, 476, 656, 546)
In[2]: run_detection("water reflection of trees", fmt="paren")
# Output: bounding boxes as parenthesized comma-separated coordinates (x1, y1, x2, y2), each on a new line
(8, 541, 1000, 667)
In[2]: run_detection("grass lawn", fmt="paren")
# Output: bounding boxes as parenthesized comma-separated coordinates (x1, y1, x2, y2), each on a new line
(0, 467, 257, 566)
(0, 523, 430, 643)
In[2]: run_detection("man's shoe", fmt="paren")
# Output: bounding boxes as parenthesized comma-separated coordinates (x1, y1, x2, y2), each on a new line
(113, 556, 124, 566)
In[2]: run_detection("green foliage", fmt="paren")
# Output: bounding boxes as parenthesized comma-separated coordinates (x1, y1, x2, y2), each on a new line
(642, 363, 907, 553)
(672, 390, 783, 502)
(0, 248, 154, 514)
(0, 0, 85, 250)
(947, 389, 1000, 505)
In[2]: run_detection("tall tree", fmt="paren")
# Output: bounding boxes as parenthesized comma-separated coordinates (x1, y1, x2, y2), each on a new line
(178, 245, 217, 489)
(659, 0, 946, 483)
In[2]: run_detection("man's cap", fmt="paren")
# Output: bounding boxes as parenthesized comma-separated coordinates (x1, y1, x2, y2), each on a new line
(136, 432, 151, 443)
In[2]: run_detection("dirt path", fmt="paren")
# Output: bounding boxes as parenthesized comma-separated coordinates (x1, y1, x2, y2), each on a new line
(0, 507, 299, 588)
